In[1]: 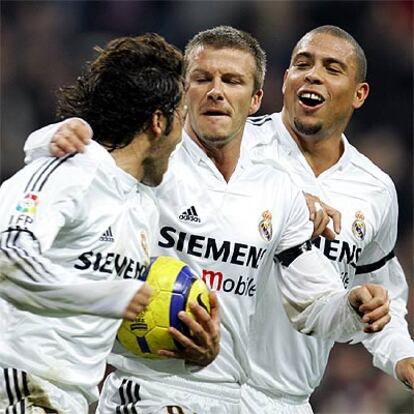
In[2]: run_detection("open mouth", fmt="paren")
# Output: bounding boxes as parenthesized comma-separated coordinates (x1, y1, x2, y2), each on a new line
(298, 91, 325, 108)
(203, 110, 229, 116)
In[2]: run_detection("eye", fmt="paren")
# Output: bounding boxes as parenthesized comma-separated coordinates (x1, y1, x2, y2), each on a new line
(327, 65, 341, 74)
(294, 61, 310, 69)
(195, 77, 209, 83)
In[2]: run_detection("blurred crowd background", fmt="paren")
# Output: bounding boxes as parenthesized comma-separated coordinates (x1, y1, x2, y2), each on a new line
(1, 1, 412, 413)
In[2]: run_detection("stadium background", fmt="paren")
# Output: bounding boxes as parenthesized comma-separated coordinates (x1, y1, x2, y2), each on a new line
(1, 1, 412, 412)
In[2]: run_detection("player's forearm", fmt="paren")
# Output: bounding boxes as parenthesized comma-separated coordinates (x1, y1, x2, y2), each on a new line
(0, 277, 144, 318)
(362, 302, 414, 378)
(0, 230, 143, 318)
(277, 248, 365, 342)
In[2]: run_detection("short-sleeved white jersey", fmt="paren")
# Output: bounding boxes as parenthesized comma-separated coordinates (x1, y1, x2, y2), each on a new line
(243, 112, 414, 400)
(0, 140, 155, 401)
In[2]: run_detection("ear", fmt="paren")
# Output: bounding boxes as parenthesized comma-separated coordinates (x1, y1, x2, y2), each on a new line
(282, 69, 289, 95)
(353, 82, 369, 109)
(149, 110, 167, 139)
(248, 89, 264, 116)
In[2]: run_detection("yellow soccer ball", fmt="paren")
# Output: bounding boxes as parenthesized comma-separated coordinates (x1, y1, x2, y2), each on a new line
(117, 256, 210, 359)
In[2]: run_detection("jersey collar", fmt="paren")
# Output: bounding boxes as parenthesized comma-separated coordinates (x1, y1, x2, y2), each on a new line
(181, 130, 251, 171)
(89, 141, 138, 195)
(272, 112, 353, 172)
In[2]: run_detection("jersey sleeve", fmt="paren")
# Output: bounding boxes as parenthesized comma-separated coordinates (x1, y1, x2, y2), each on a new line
(356, 258, 414, 380)
(352, 182, 414, 379)
(0, 159, 143, 319)
(24, 118, 92, 164)
(273, 189, 365, 342)
(275, 247, 365, 342)
(274, 186, 313, 254)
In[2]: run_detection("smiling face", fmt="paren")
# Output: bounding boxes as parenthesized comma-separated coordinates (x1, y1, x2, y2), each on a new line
(282, 32, 369, 142)
(184, 46, 263, 148)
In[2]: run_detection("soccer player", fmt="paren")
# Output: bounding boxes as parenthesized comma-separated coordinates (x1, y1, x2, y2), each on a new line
(241, 26, 414, 413)
(22, 27, 391, 413)
(0, 34, 186, 413)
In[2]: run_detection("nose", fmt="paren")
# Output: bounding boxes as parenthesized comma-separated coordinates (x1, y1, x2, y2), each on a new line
(305, 65, 323, 85)
(207, 79, 224, 101)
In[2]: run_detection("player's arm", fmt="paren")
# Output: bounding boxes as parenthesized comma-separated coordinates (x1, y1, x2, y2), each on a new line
(274, 189, 390, 342)
(354, 183, 414, 387)
(0, 162, 149, 321)
(24, 118, 92, 163)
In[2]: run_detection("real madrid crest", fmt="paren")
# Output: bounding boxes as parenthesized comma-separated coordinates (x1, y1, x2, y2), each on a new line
(259, 210, 273, 242)
(352, 211, 366, 241)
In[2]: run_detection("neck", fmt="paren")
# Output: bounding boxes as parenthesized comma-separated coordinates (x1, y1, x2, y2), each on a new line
(185, 128, 242, 183)
(281, 111, 344, 177)
(110, 137, 148, 180)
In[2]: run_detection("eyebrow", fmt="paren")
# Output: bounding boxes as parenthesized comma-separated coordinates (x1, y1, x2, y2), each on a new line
(190, 68, 247, 79)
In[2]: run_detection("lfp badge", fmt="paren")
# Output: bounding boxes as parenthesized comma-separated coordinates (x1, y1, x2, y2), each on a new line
(352, 211, 366, 241)
(16, 192, 39, 215)
(259, 210, 273, 242)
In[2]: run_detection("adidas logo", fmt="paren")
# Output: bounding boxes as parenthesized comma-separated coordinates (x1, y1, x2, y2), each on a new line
(99, 226, 114, 242)
(179, 206, 201, 223)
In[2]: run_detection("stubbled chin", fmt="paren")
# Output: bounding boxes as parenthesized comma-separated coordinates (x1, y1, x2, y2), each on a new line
(293, 118, 323, 136)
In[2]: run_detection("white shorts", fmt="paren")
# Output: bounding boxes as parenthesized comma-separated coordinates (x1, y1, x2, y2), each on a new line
(96, 371, 240, 414)
(0, 367, 89, 414)
(241, 383, 313, 414)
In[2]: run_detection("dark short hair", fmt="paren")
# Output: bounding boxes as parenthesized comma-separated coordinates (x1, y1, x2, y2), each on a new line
(57, 34, 184, 150)
(292, 25, 367, 82)
(184, 25, 266, 92)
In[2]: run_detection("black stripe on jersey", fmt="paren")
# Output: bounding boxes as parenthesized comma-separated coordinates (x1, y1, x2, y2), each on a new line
(355, 250, 395, 274)
(21, 372, 29, 398)
(37, 154, 76, 192)
(1, 229, 55, 282)
(1, 231, 37, 282)
(116, 379, 127, 413)
(125, 381, 134, 404)
(274, 240, 313, 267)
(133, 383, 140, 402)
(4, 368, 14, 406)
(246, 115, 272, 126)
(12, 369, 22, 408)
(24, 154, 76, 193)
(24, 158, 56, 193)
(127, 402, 138, 414)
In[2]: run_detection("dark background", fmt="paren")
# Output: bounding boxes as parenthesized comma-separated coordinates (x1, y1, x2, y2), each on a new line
(1, 1, 412, 412)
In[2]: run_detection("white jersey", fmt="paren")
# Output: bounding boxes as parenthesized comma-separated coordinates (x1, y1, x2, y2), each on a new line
(243, 112, 414, 401)
(0, 139, 156, 402)
(108, 132, 363, 391)
(24, 122, 365, 406)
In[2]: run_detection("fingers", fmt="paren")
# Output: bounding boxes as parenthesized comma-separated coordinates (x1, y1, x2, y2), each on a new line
(303, 192, 318, 221)
(363, 314, 391, 333)
(158, 292, 221, 365)
(324, 204, 341, 235)
(349, 284, 391, 333)
(312, 208, 331, 239)
(49, 120, 92, 157)
(208, 291, 220, 326)
(303, 192, 341, 240)
(396, 358, 414, 389)
(122, 283, 152, 321)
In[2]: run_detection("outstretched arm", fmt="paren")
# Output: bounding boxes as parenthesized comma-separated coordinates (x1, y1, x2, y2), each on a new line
(275, 245, 390, 342)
